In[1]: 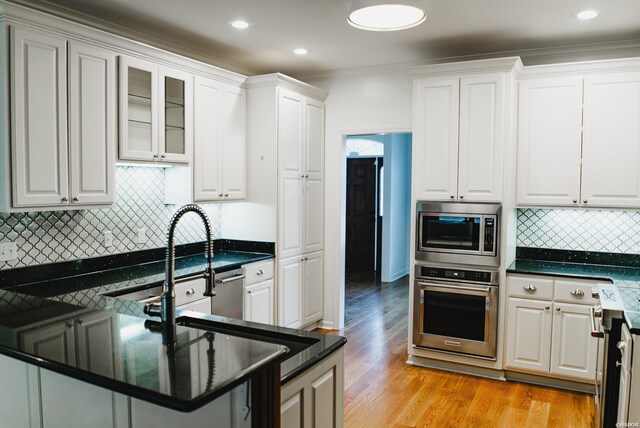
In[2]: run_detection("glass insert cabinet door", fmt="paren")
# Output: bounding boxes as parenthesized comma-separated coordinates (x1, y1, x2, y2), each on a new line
(118, 56, 192, 163)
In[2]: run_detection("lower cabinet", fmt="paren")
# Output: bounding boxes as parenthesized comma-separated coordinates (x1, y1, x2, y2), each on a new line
(178, 297, 213, 315)
(278, 251, 324, 329)
(505, 274, 599, 383)
(280, 348, 344, 428)
(244, 279, 275, 324)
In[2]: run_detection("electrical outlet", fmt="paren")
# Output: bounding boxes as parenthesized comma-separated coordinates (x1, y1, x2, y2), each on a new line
(137, 228, 147, 245)
(0, 242, 17, 262)
(103, 230, 114, 248)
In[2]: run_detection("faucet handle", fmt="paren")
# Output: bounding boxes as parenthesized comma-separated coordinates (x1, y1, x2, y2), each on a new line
(203, 268, 217, 297)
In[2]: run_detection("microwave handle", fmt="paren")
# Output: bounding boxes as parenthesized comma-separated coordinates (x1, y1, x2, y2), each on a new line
(418, 281, 491, 294)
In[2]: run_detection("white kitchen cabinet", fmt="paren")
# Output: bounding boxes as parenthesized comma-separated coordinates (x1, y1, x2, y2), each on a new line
(303, 98, 325, 254)
(119, 56, 192, 164)
(550, 302, 597, 379)
(302, 252, 324, 326)
(505, 297, 552, 373)
(279, 256, 303, 329)
(178, 297, 213, 315)
(280, 347, 344, 428)
(244, 279, 275, 325)
(413, 78, 459, 201)
(193, 76, 246, 202)
(582, 73, 640, 208)
(516, 77, 583, 206)
(411, 59, 516, 203)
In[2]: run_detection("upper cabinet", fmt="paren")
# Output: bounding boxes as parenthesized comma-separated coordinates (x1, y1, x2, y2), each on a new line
(412, 58, 518, 203)
(119, 56, 193, 164)
(193, 77, 246, 202)
(5, 26, 116, 211)
(517, 71, 640, 208)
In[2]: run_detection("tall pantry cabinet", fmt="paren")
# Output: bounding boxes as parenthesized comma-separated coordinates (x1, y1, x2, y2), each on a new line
(245, 74, 327, 329)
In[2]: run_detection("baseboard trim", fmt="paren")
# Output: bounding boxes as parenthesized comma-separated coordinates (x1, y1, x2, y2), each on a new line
(317, 320, 336, 330)
(407, 355, 506, 381)
(505, 370, 595, 394)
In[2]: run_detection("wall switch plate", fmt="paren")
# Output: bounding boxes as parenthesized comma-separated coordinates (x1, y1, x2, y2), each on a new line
(0, 242, 17, 262)
(103, 230, 114, 248)
(137, 228, 147, 245)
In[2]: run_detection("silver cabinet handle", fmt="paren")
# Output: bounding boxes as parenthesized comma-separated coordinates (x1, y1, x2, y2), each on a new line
(545, 306, 550, 310)
(160, 154, 166, 159)
(616, 361, 623, 368)
(66, 322, 74, 330)
(153, 154, 158, 159)
(583, 199, 588, 204)
(216, 274, 246, 284)
(573, 199, 578, 203)
(590, 306, 604, 338)
(72, 197, 79, 202)
(523, 284, 537, 293)
(592, 287, 600, 299)
(617, 341, 626, 351)
(450, 195, 455, 199)
(62, 197, 68, 202)
(185, 287, 196, 296)
(224, 193, 229, 197)
(305, 174, 309, 178)
(218, 193, 223, 197)
(459, 195, 464, 199)
(570, 289, 585, 297)
(257, 269, 264, 276)
(556, 307, 561, 311)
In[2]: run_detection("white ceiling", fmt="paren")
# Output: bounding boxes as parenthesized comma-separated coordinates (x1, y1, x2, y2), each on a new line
(15, 0, 640, 78)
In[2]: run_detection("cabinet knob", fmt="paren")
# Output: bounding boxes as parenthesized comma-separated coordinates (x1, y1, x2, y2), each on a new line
(224, 193, 229, 197)
(160, 154, 166, 159)
(61, 197, 68, 203)
(556, 307, 561, 312)
(72, 197, 79, 202)
(301, 174, 305, 178)
(523, 284, 537, 293)
(66, 322, 74, 330)
(186, 287, 196, 296)
(583, 199, 588, 204)
(153, 154, 158, 159)
(573, 199, 578, 204)
(459, 195, 464, 199)
(300, 258, 304, 262)
(545, 306, 550, 310)
(450, 195, 455, 199)
(592, 287, 600, 299)
(304, 257, 308, 261)
(305, 174, 309, 178)
(218, 193, 223, 197)
(570, 289, 584, 297)
(257, 269, 264, 276)
(617, 341, 626, 351)
(248, 290, 252, 294)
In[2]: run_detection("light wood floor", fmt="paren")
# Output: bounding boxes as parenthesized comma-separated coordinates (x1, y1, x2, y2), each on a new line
(316, 269, 595, 428)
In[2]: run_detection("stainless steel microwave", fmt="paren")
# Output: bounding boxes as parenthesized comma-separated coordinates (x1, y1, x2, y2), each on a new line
(415, 202, 500, 267)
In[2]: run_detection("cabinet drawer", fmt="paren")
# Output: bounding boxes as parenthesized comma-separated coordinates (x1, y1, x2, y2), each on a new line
(508, 275, 553, 300)
(175, 278, 206, 306)
(554, 279, 600, 305)
(243, 259, 274, 285)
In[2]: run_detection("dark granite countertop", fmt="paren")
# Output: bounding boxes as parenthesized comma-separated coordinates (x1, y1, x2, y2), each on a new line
(507, 248, 640, 334)
(0, 240, 347, 409)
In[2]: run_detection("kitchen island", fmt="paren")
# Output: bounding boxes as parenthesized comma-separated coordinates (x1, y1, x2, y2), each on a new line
(0, 241, 346, 427)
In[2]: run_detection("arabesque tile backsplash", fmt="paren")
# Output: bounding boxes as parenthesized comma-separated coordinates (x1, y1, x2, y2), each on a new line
(517, 208, 640, 254)
(0, 166, 221, 270)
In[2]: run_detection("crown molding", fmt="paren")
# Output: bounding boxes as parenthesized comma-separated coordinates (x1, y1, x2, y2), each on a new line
(245, 73, 328, 101)
(409, 57, 522, 78)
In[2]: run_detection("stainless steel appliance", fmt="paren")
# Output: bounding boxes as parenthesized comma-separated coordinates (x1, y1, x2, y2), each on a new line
(416, 202, 500, 267)
(412, 264, 499, 359)
(212, 268, 246, 319)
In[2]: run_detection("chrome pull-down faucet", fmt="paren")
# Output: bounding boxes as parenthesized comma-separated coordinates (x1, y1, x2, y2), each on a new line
(144, 204, 216, 325)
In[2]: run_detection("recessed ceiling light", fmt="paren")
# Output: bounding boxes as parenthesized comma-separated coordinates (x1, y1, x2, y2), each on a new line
(577, 10, 599, 20)
(228, 20, 251, 29)
(348, 1, 426, 31)
(293, 48, 310, 55)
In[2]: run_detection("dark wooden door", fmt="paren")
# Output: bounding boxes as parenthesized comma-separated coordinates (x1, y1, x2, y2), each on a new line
(346, 158, 377, 270)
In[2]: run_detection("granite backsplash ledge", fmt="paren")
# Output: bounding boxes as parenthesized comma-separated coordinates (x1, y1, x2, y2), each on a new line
(516, 247, 640, 268)
(0, 166, 222, 270)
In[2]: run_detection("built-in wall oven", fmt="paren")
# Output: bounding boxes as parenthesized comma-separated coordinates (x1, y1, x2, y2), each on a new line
(416, 202, 500, 267)
(413, 264, 499, 360)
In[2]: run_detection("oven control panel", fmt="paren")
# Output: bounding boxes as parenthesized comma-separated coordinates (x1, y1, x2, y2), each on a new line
(416, 265, 498, 285)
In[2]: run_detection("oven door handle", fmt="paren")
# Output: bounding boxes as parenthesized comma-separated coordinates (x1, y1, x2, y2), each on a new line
(589, 306, 605, 338)
(418, 282, 491, 295)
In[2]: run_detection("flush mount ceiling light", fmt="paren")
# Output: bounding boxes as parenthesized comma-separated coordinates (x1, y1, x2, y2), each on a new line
(577, 10, 599, 20)
(348, 0, 426, 31)
(228, 20, 251, 29)
(293, 48, 310, 55)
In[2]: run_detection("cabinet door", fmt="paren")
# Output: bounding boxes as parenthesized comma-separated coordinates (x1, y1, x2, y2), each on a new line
(517, 77, 583, 206)
(119, 55, 158, 161)
(304, 98, 324, 254)
(76, 312, 120, 378)
(11, 27, 69, 207)
(278, 257, 302, 328)
(68, 42, 116, 206)
(20, 321, 76, 365)
(458, 74, 504, 202)
(193, 76, 222, 201)
(550, 302, 598, 380)
(505, 297, 552, 373)
(221, 84, 246, 199)
(158, 66, 193, 163)
(244, 279, 274, 325)
(278, 89, 304, 259)
(281, 390, 304, 428)
(302, 251, 323, 326)
(582, 73, 640, 208)
(413, 78, 459, 201)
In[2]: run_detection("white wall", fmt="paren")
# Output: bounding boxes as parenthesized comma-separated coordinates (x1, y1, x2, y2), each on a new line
(381, 133, 412, 282)
(307, 67, 413, 329)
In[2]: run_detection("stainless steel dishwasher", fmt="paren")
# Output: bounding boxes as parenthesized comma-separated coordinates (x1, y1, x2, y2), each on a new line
(212, 268, 245, 319)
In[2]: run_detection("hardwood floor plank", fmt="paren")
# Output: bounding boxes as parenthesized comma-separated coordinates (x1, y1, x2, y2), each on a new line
(316, 269, 594, 428)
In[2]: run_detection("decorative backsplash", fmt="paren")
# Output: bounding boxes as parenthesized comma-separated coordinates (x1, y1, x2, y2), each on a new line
(517, 208, 640, 254)
(0, 166, 221, 270)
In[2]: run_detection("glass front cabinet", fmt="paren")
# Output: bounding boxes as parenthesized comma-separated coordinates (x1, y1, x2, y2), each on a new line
(119, 56, 193, 164)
